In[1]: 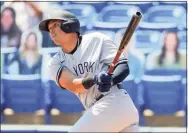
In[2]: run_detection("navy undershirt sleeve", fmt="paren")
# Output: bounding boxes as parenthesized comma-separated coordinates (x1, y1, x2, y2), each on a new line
(111, 60, 130, 85)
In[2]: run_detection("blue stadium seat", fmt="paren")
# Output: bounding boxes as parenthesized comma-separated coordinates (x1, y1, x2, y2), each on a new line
(144, 69, 186, 78)
(141, 75, 184, 114)
(181, 78, 186, 107)
(1, 53, 5, 74)
(135, 30, 162, 53)
(50, 80, 85, 113)
(84, 30, 116, 41)
(159, 2, 186, 9)
(143, 69, 186, 125)
(93, 5, 142, 32)
(1, 48, 17, 74)
(1, 82, 5, 123)
(62, 4, 97, 33)
(1, 82, 5, 112)
(114, 2, 153, 13)
(2, 74, 45, 113)
(182, 78, 186, 126)
(178, 31, 186, 50)
(68, 2, 107, 13)
(115, 29, 162, 53)
(140, 5, 186, 31)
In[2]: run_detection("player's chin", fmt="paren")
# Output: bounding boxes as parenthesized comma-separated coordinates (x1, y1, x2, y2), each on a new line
(52, 39, 60, 46)
(54, 41, 61, 46)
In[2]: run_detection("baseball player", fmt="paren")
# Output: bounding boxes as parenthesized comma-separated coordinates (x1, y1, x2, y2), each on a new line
(39, 10, 139, 132)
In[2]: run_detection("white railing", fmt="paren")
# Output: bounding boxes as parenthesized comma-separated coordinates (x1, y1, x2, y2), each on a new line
(0, 124, 186, 132)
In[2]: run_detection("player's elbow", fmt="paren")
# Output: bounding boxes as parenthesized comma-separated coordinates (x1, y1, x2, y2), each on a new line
(120, 64, 130, 81)
(125, 64, 130, 78)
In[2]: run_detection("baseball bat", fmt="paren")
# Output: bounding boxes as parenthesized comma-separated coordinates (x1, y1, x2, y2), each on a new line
(108, 12, 142, 74)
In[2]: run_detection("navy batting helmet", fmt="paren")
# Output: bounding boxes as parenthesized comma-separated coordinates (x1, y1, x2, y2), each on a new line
(39, 10, 80, 34)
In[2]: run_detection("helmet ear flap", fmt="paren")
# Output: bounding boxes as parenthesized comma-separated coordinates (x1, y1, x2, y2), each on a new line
(59, 18, 80, 34)
(61, 21, 71, 33)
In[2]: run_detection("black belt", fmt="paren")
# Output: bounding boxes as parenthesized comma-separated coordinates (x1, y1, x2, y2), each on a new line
(96, 94, 104, 101)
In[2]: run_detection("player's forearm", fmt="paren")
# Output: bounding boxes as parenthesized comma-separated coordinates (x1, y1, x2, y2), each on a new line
(58, 69, 93, 94)
(58, 78, 84, 94)
(72, 78, 89, 94)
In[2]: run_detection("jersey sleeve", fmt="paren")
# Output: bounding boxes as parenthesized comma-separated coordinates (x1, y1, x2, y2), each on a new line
(48, 51, 66, 87)
(99, 34, 128, 65)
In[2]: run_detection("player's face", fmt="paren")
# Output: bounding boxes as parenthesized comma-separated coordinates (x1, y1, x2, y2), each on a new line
(164, 33, 178, 52)
(48, 20, 63, 45)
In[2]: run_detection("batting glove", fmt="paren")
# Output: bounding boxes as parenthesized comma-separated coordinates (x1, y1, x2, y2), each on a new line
(94, 71, 113, 92)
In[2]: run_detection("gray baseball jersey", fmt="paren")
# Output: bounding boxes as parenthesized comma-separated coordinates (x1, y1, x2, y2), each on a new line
(48, 32, 127, 109)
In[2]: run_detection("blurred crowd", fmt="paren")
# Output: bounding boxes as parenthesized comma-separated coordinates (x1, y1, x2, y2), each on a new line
(1, 1, 186, 79)
(1, 1, 53, 79)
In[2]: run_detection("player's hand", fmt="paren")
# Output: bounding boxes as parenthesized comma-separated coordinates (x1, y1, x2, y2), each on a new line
(94, 71, 112, 92)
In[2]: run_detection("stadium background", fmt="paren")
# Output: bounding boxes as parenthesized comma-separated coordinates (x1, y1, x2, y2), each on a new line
(0, 1, 187, 132)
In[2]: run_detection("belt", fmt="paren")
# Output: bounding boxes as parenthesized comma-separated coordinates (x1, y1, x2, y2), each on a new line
(96, 94, 104, 101)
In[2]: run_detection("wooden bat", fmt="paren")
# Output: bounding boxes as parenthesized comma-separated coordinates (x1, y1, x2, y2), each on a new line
(108, 12, 142, 74)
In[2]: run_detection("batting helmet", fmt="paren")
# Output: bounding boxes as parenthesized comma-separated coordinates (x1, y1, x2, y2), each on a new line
(39, 10, 80, 34)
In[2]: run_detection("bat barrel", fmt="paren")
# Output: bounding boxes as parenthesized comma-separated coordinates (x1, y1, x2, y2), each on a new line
(119, 12, 142, 51)
(136, 12, 141, 16)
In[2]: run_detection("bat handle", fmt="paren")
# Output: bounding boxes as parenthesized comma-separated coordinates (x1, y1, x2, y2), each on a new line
(108, 63, 115, 75)
(108, 51, 122, 75)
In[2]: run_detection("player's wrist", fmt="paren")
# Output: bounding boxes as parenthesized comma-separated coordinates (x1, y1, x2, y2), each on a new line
(82, 76, 95, 90)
